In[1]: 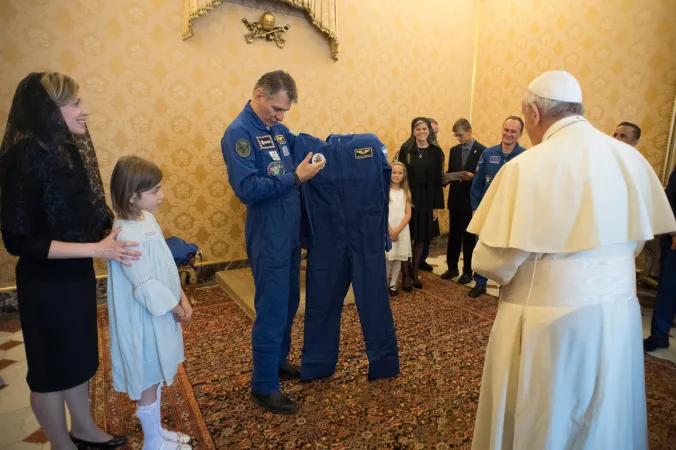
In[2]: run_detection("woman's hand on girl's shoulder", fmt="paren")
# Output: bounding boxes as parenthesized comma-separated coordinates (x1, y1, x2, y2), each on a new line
(95, 228, 141, 266)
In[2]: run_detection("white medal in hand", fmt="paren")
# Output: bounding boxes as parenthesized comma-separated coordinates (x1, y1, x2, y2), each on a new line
(311, 153, 326, 169)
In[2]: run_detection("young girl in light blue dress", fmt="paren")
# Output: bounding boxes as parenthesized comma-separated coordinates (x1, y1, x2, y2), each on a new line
(107, 156, 193, 450)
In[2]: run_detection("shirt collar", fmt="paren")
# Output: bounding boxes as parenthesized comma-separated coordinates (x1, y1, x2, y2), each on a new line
(462, 139, 475, 150)
(244, 100, 271, 132)
(500, 143, 524, 157)
(543, 115, 587, 142)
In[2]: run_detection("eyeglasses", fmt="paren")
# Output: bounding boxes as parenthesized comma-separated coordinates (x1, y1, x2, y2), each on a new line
(453, 131, 467, 138)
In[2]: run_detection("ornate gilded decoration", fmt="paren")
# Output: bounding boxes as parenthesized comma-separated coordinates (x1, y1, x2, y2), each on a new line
(662, 86, 676, 184)
(182, 0, 339, 60)
(242, 11, 290, 48)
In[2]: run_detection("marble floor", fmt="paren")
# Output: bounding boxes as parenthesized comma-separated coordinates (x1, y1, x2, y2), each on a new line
(0, 321, 58, 450)
(0, 260, 674, 448)
(425, 253, 501, 297)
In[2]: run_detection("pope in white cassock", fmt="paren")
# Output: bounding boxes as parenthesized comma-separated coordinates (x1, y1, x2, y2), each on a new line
(468, 70, 676, 450)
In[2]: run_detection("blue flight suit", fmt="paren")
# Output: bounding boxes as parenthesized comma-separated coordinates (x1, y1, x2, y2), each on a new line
(469, 143, 526, 288)
(221, 101, 301, 395)
(294, 133, 400, 381)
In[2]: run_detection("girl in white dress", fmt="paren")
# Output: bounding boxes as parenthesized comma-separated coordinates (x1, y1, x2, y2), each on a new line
(107, 156, 193, 450)
(386, 161, 413, 295)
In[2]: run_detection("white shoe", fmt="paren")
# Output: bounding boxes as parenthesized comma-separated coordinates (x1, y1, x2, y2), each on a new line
(158, 438, 192, 450)
(161, 430, 191, 444)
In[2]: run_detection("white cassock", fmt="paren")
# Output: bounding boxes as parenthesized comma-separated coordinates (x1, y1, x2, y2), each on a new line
(468, 115, 676, 450)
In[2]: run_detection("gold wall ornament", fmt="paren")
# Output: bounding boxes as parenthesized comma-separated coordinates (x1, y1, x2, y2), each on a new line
(182, 0, 339, 60)
(242, 11, 290, 48)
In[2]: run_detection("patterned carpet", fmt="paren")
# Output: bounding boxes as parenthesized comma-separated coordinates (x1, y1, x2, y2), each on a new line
(93, 271, 676, 449)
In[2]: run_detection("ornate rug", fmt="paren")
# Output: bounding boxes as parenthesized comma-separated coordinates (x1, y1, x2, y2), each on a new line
(93, 272, 676, 449)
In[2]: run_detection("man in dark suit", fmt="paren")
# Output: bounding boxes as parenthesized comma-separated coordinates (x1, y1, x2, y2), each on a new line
(644, 165, 676, 351)
(441, 119, 486, 284)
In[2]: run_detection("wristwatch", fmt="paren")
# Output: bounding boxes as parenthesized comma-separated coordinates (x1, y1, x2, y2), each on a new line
(293, 171, 300, 186)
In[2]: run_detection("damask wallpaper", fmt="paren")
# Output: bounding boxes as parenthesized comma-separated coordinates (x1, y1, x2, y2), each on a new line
(0, 0, 477, 286)
(472, 0, 676, 174)
(1, 0, 675, 288)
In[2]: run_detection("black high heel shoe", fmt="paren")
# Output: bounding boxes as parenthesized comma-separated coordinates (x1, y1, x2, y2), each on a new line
(70, 433, 128, 449)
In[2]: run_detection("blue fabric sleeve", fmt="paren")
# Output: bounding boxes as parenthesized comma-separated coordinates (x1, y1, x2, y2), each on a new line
(470, 154, 486, 211)
(222, 126, 295, 205)
(117, 236, 179, 317)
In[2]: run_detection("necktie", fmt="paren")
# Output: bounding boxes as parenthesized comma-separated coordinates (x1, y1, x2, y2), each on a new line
(461, 147, 470, 169)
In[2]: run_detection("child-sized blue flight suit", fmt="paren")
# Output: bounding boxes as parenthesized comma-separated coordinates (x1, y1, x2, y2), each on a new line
(221, 101, 301, 396)
(294, 133, 400, 381)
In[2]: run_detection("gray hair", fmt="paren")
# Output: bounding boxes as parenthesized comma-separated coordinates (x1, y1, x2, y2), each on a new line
(254, 70, 298, 103)
(524, 90, 584, 121)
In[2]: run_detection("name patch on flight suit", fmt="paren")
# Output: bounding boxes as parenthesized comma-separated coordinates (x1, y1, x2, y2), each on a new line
(275, 134, 287, 144)
(256, 135, 275, 150)
(489, 155, 501, 164)
(267, 162, 286, 176)
(354, 147, 373, 159)
(268, 151, 281, 161)
(235, 139, 251, 157)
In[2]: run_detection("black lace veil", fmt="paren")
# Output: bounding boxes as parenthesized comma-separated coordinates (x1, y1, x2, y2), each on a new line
(0, 72, 113, 243)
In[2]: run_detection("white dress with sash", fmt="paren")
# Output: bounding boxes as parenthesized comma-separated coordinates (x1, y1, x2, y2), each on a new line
(471, 241, 647, 450)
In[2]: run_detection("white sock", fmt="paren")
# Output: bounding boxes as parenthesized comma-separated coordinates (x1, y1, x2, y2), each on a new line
(136, 393, 165, 450)
(390, 260, 401, 287)
(156, 384, 191, 443)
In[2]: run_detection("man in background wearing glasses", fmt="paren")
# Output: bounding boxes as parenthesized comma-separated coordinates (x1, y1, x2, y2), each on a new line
(441, 119, 486, 285)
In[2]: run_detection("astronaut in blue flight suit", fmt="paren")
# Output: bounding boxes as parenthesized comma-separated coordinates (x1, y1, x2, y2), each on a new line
(293, 133, 400, 382)
(468, 116, 527, 298)
(221, 71, 324, 415)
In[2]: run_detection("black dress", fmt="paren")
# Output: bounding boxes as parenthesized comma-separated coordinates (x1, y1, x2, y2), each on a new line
(399, 143, 445, 244)
(0, 73, 113, 392)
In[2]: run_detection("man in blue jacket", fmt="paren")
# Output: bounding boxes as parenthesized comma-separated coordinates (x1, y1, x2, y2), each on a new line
(221, 70, 324, 414)
(644, 165, 676, 351)
(468, 116, 527, 297)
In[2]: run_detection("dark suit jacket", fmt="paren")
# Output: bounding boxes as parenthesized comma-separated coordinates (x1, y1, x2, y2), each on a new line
(445, 140, 486, 212)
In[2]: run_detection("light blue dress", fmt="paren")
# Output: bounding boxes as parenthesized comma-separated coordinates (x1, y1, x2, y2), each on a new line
(107, 211, 185, 400)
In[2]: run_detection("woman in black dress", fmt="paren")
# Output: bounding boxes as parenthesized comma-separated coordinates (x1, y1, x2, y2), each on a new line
(397, 117, 444, 290)
(0, 73, 140, 449)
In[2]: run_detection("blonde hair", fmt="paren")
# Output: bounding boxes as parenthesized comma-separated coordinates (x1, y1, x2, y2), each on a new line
(390, 161, 412, 206)
(110, 156, 163, 220)
(41, 72, 79, 107)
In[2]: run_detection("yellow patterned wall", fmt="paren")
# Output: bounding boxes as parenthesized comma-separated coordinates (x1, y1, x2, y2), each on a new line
(0, 0, 477, 286)
(472, 0, 676, 174)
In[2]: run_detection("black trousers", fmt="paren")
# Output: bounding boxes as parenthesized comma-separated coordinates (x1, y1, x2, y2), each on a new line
(650, 235, 676, 343)
(446, 207, 476, 274)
